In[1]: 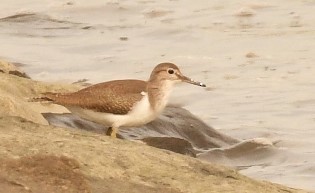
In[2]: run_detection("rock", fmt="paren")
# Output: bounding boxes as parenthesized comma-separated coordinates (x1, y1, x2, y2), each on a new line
(0, 154, 90, 193)
(0, 60, 30, 78)
(141, 136, 197, 157)
(0, 116, 307, 193)
(0, 59, 308, 193)
(8, 70, 30, 79)
(42, 106, 239, 156)
(0, 62, 81, 124)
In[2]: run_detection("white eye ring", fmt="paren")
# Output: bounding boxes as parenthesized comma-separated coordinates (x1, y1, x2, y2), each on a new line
(167, 69, 174, 74)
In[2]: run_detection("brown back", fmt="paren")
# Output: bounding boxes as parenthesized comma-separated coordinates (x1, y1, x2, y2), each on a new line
(44, 79, 147, 115)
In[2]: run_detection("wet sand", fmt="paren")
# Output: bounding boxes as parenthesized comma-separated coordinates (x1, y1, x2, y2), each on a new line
(1, 0, 315, 191)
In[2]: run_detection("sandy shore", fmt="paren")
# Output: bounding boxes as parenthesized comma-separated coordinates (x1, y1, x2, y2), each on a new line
(1, 0, 315, 191)
(0, 61, 311, 193)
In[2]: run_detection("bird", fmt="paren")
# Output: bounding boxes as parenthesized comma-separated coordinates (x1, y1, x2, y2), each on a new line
(39, 62, 206, 138)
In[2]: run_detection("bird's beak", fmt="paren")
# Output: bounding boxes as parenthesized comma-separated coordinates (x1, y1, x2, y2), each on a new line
(177, 73, 206, 87)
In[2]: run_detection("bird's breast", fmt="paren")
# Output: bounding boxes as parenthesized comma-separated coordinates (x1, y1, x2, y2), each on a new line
(121, 92, 158, 126)
(148, 80, 175, 113)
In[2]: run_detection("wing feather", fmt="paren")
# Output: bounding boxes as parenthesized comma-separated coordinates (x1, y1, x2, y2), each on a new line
(44, 79, 147, 115)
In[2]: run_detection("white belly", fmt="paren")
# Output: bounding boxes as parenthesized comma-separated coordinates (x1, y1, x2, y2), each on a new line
(66, 94, 158, 128)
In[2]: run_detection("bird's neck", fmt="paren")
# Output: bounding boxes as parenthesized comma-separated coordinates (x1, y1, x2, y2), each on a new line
(147, 79, 175, 113)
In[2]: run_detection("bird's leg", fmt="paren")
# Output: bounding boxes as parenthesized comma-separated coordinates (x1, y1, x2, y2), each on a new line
(111, 127, 117, 138)
(106, 127, 117, 138)
(106, 127, 113, 136)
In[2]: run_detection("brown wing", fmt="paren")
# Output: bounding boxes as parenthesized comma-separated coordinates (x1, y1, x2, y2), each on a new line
(44, 79, 147, 115)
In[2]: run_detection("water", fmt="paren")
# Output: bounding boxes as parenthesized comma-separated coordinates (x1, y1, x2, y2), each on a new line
(1, 0, 315, 191)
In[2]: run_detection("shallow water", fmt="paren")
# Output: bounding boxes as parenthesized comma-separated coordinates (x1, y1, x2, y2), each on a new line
(1, 0, 315, 191)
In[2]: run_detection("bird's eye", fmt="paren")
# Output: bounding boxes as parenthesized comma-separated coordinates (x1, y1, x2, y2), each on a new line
(167, 69, 174, 74)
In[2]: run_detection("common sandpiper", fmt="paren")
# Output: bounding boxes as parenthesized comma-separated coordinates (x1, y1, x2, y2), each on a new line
(41, 63, 206, 138)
